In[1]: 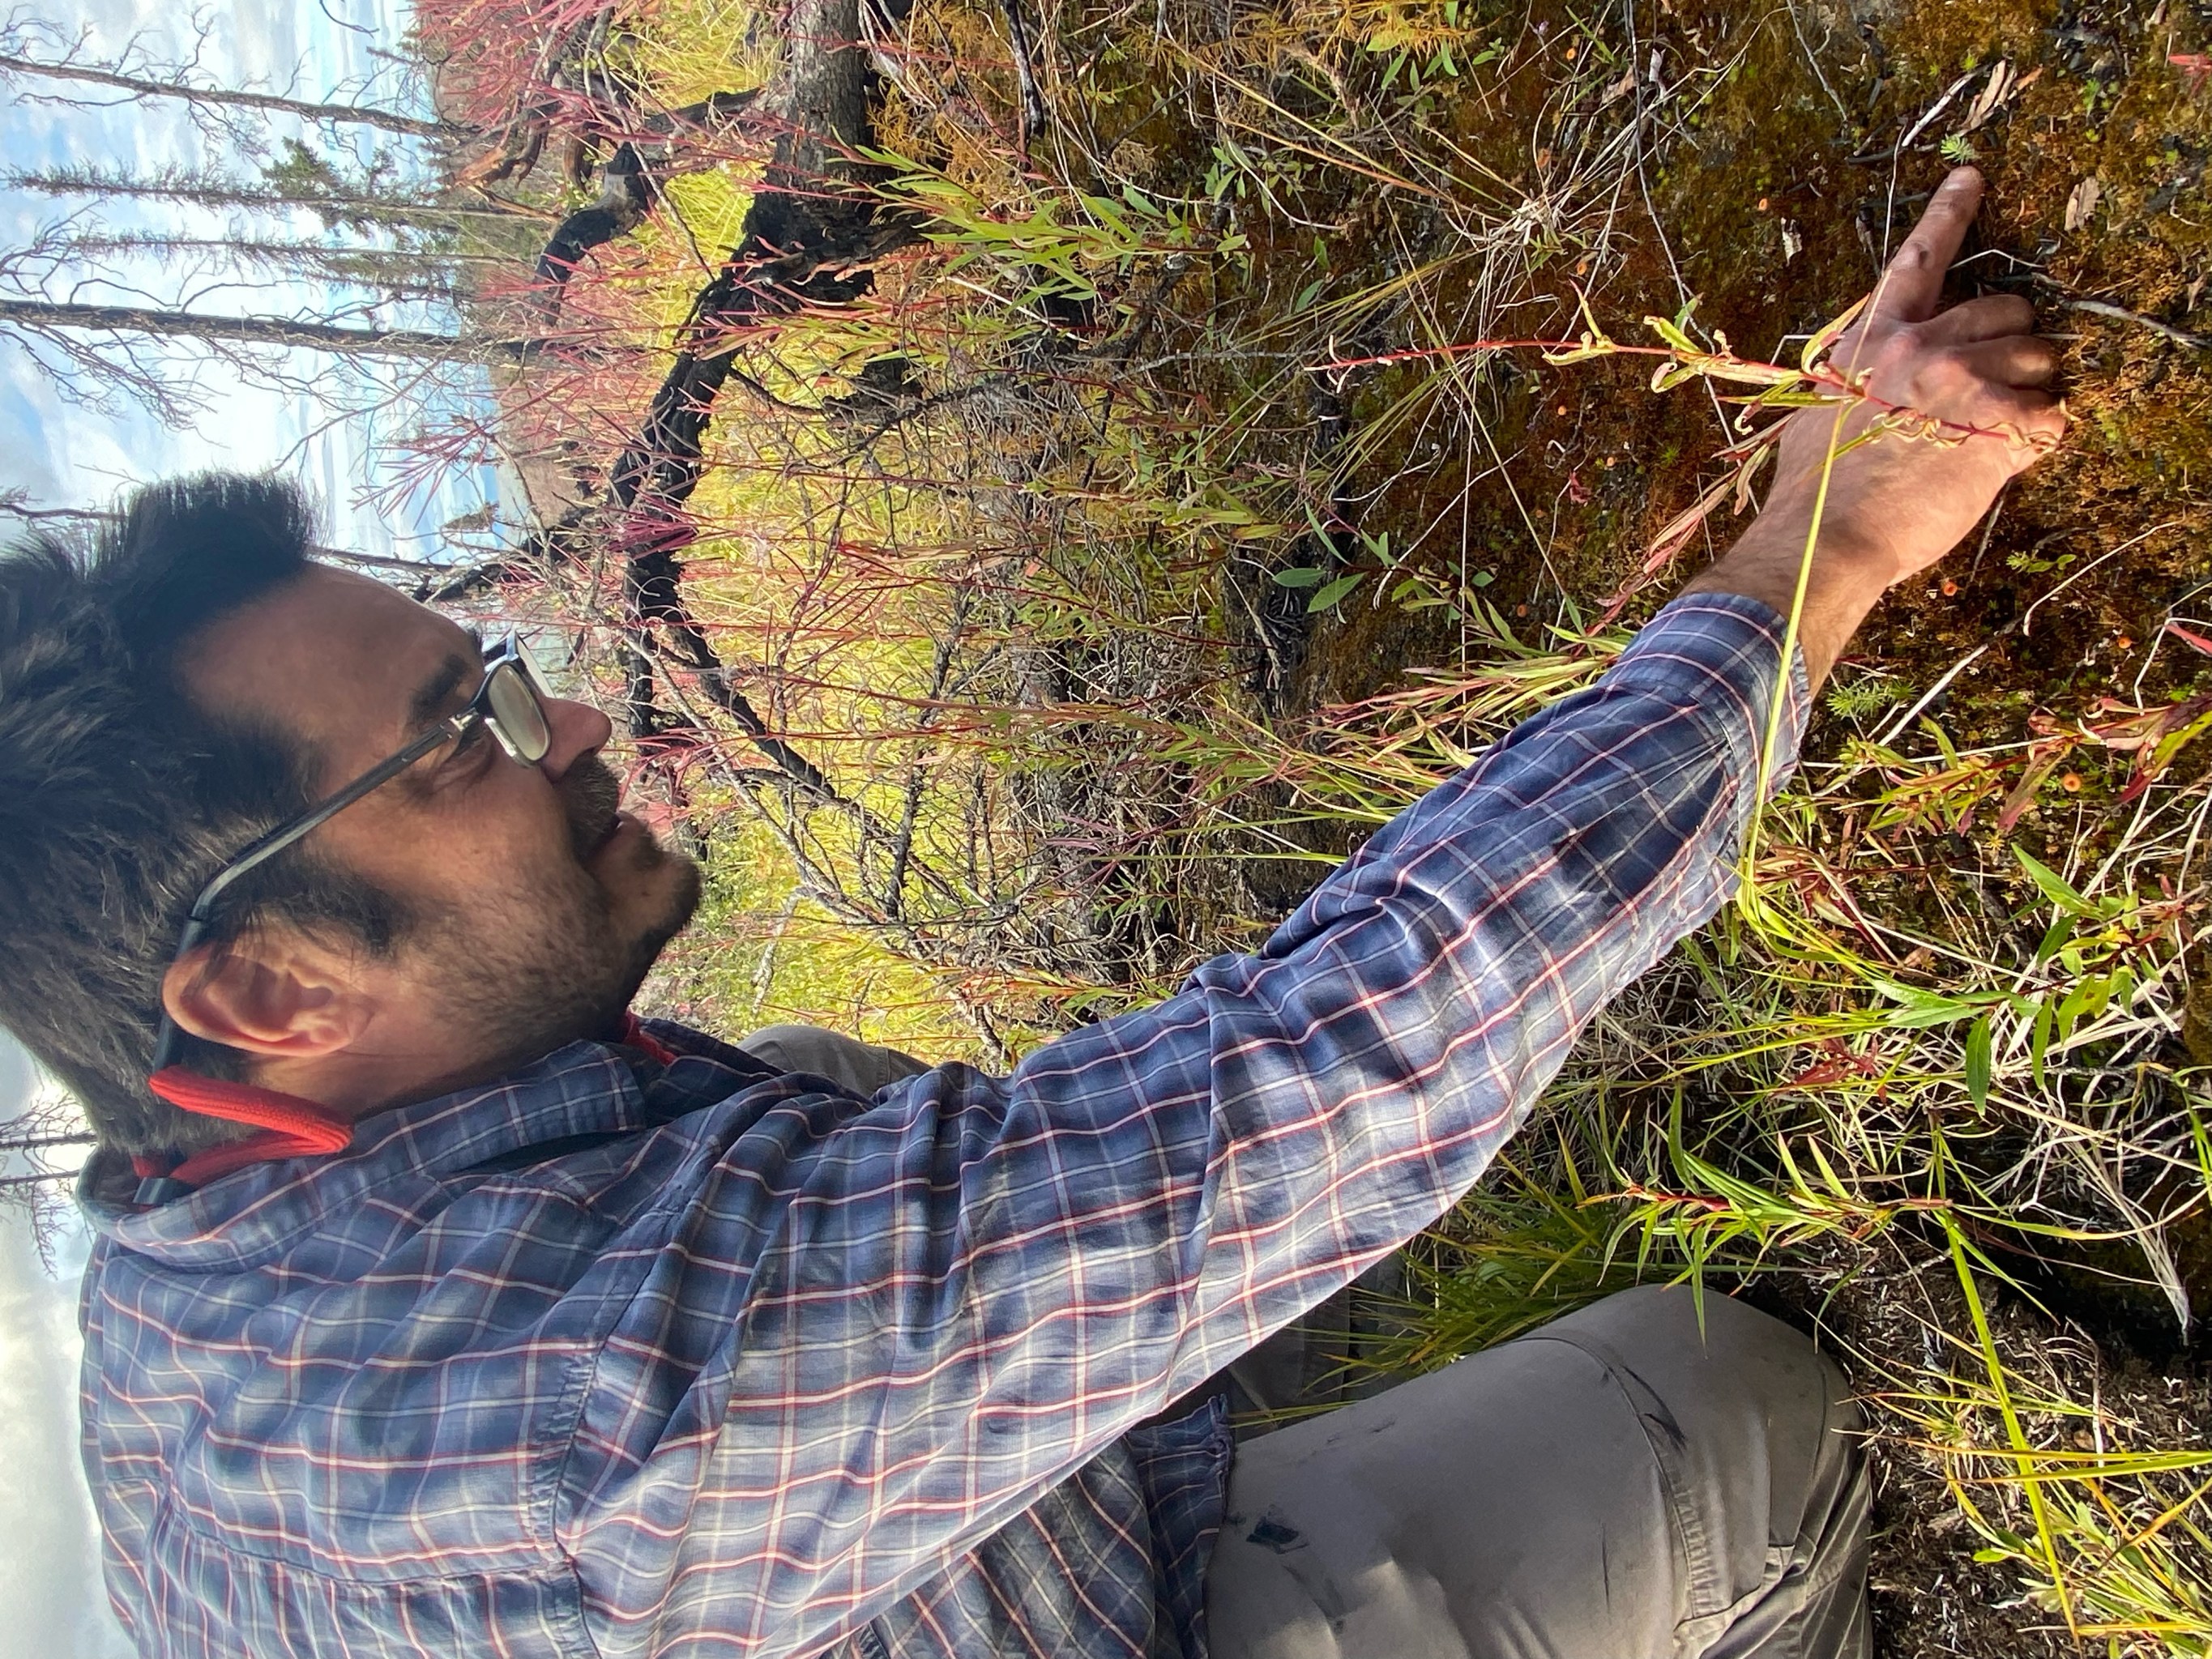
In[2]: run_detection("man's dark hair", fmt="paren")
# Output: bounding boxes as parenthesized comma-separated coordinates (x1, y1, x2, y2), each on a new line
(0, 474, 407, 1154)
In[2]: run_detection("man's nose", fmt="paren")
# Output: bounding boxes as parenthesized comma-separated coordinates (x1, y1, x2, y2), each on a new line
(536, 695, 613, 782)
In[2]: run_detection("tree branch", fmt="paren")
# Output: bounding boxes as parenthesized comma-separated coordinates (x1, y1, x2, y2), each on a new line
(0, 294, 578, 365)
(0, 49, 447, 138)
(533, 141, 653, 313)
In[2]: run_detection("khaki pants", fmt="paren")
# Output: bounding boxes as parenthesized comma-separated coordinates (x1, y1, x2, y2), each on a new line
(1206, 1287, 1870, 1659)
(737, 1021, 931, 1095)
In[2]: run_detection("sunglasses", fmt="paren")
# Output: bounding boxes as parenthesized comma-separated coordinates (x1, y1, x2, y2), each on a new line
(148, 635, 557, 1074)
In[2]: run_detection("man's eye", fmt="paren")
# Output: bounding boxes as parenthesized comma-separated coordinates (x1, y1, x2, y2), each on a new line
(440, 723, 491, 773)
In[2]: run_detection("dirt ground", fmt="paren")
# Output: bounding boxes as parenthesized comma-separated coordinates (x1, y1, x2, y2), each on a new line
(1298, 0, 2212, 715)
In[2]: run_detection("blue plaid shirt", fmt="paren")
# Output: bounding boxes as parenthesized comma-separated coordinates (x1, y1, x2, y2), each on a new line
(77, 594, 1804, 1658)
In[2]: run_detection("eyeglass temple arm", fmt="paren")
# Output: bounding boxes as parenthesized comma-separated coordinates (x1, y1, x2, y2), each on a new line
(147, 718, 463, 1074)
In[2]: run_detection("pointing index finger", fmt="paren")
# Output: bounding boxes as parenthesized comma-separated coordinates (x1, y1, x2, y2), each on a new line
(1877, 168, 1985, 325)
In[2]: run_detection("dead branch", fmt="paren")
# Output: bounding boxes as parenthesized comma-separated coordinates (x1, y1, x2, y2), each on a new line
(538, 0, 919, 800)
(456, 117, 549, 187)
(1000, 0, 1048, 151)
(534, 141, 653, 307)
(0, 293, 552, 364)
(0, 45, 446, 139)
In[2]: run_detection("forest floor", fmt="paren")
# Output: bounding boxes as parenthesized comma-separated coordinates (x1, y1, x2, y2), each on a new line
(474, 0, 2212, 1646)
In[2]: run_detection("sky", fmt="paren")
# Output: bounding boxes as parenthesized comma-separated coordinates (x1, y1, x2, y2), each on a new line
(0, 1042, 120, 1659)
(0, 1, 499, 1650)
(0, 0, 500, 553)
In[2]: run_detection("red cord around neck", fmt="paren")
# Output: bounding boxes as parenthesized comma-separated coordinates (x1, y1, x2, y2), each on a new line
(142, 1019, 661, 1195)
(621, 1013, 677, 1068)
(146, 1068, 354, 1188)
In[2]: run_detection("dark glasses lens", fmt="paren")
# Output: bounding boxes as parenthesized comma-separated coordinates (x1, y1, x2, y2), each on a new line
(482, 658, 551, 764)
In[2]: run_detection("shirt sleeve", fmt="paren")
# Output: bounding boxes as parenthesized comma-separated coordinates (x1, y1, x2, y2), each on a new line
(560, 591, 1808, 1655)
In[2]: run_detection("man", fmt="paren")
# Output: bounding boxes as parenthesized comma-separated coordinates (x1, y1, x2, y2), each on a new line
(1, 171, 2058, 1657)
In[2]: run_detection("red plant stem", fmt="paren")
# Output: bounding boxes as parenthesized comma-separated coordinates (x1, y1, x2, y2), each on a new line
(1309, 338, 2047, 452)
(1317, 337, 1649, 368)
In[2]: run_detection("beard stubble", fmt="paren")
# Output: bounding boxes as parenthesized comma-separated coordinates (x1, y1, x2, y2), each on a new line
(416, 753, 702, 1073)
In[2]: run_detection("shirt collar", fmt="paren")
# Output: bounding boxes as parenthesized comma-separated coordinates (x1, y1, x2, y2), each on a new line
(79, 1020, 775, 1270)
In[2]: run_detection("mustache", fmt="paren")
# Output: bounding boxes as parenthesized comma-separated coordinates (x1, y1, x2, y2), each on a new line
(561, 753, 624, 859)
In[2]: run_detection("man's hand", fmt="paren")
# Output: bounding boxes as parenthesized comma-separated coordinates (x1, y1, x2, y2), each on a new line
(1685, 167, 2068, 685)
(1764, 167, 2065, 582)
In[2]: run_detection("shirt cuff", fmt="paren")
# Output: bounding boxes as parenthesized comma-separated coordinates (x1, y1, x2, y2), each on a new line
(1608, 590, 1813, 806)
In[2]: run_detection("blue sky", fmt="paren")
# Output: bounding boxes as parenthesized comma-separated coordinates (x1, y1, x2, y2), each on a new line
(0, 1, 502, 1649)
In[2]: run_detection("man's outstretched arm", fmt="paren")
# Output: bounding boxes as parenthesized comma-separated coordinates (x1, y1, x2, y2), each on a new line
(546, 171, 2060, 1653)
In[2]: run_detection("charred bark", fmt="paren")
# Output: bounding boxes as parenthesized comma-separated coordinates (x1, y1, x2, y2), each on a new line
(429, 0, 944, 801)
(524, 91, 770, 318)
(534, 143, 653, 303)
(586, 0, 914, 799)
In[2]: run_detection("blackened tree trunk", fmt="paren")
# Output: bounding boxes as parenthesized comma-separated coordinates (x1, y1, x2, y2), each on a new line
(602, 0, 913, 799)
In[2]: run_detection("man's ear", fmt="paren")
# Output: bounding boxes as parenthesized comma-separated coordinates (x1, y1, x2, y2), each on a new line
(161, 931, 373, 1060)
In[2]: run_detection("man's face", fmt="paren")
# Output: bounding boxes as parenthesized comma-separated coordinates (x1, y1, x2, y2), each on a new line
(181, 564, 702, 1085)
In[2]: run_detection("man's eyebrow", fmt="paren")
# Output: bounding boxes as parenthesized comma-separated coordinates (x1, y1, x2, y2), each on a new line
(404, 629, 487, 733)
